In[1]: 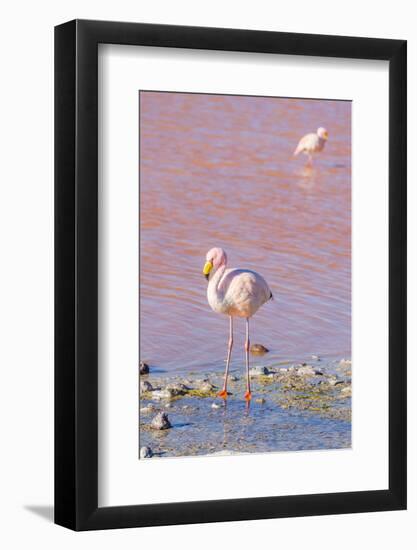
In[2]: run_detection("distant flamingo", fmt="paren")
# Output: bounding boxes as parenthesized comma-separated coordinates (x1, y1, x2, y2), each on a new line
(294, 127, 329, 165)
(203, 247, 273, 401)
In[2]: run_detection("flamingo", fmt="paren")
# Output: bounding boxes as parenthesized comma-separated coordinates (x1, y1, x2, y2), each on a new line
(293, 127, 329, 165)
(202, 247, 273, 401)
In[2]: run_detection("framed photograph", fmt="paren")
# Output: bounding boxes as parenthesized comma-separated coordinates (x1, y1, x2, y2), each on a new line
(55, 19, 406, 530)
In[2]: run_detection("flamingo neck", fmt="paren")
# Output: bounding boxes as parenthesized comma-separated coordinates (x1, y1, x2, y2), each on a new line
(208, 263, 227, 300)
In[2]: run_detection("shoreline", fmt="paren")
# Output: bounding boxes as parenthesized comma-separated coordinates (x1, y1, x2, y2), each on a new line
(139, 356, 352, 459)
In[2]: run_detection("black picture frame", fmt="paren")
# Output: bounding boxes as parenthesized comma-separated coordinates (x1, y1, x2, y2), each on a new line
(55, 19, 407, 531)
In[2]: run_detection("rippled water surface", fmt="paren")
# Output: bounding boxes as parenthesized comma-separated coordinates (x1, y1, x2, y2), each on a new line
(140, 92, 351, 375)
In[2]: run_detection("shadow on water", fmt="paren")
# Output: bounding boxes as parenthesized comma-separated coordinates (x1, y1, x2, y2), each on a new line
(171, 422, 192, 428)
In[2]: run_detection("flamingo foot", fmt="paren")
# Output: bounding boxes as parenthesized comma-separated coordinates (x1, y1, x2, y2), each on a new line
(244, 391, 252, 401)
(217, 389, 228, 399)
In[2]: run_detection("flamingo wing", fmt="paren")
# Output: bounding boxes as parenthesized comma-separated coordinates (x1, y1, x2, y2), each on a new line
(293, 133, 318, 156)
(220, 269, 271, 318)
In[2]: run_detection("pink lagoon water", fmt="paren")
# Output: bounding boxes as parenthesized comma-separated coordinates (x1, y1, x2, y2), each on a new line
(140, 92, 351, 375)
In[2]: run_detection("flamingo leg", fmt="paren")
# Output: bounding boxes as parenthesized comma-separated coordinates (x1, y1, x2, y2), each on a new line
(244, 318, 252, 401)
(218, 316, 233, 399)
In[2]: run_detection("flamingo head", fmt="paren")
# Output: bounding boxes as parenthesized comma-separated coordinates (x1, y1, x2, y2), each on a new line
(203, 247, 227, 280)
(317, 127, 329, 140)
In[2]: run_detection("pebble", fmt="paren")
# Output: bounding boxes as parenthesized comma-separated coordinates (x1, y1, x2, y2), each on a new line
(151, 389, 173, 400)
(198, 381, 216, 393)
(311, 355, 321, 361)
(250, 344, 269, 354)
(152, 385, 189, 400)
(140, 405, 156, 414)
(295, 365, 317, 376)
(249, 366, 270, 376)
(328, 377, 343, 386)
(140, 446, 153, 458)
(150, 412, 172, 430)
(166, 383, 190, 396)
(229, 375, 239, 382)
(139, 361, 149, 375)
(255, 398, 266, 404)
(140, 380, 153, 393)
(339, 359, 352, 367)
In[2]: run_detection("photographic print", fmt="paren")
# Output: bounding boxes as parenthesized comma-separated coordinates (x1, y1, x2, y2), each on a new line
(139, 91, 351, 459)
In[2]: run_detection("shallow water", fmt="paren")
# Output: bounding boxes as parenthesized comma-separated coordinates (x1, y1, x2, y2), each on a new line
(141, 398, 351, 458)
(139, 359, 351, 457)
(140, 92, 351, 376)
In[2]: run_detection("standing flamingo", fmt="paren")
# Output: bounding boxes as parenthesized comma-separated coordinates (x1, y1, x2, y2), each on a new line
(294, 127, 329, 165)
(203, 247, 273, 401)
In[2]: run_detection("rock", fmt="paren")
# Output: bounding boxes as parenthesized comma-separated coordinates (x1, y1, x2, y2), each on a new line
(164, 402, 173, 408)
(140, 405, 156, 414)
(198, 381, 216, 393)
(151, 389, 173, 400)
(140, 380, 153, 393)
(249, 366, 270, 376)
(311, 354, 320, 361)
(211, 402, 222, 409)
(152, 383, 189, 400)
(295, 365, 317, 376)
(140, 446, 153, 458)
(139, 361, 149, 375)
(250, 344, 269, 354)
(327, 376, 343, 386)
(255, 398, 266, 404)
(341, 386, 352, 397)
(229, 375, 239, 382)
(339, 359, 352, 368)
(150, 412, 171, 430)
(166, 383, 190, 396)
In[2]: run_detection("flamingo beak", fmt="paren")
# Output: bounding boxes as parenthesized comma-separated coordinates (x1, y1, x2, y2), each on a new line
(203, 260, 213, 280)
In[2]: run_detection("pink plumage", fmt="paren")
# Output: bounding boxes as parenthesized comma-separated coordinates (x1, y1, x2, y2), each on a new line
(202, 247, 272, 401)
(294, 127, 329, 163)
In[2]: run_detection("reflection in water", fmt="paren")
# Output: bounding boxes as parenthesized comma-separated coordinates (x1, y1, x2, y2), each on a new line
(221, 404, 228, 450)
(140, 92, 351, 375)
(295, 165, 318, 190)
